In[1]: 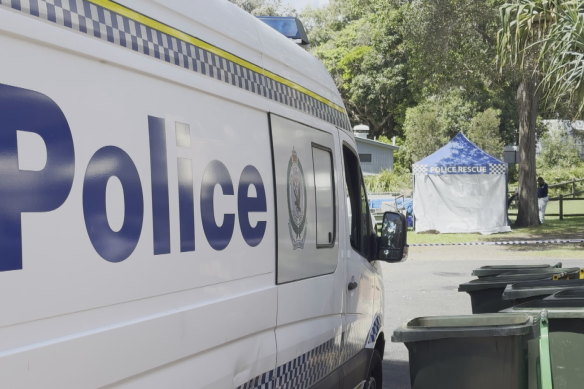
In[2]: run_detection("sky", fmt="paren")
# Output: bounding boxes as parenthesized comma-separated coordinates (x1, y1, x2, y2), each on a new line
(285, 0, 329, 11)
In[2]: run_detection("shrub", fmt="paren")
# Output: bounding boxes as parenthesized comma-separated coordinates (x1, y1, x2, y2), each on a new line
(364, 169, 412, 194)
(538, 130, 582, 169)
(537, 165, 584, 198)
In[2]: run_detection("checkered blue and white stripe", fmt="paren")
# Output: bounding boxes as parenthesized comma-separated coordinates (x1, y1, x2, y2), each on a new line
(489, 163, 507, 175)
(412, 163, 507, 175)
(237, 338, 341, 389)
(238, 315, 384, 389)
(412, 165, 428, 175)
(365, 314, 382, 348)
(0, 0, 351, 131)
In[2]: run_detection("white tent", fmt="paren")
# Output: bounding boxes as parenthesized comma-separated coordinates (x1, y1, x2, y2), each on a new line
(413, 133, 511, 234)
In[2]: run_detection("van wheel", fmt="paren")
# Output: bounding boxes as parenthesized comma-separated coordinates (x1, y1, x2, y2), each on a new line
(364, 350, 382, 389)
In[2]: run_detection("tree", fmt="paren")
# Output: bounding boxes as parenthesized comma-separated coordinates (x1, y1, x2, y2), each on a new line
(403, 0, 503, 96)
(229, 0, 296, 16)
(538, 127, 582, 168)
(401, 0, 518, 146)
(497, 0, 583, 226)
(402, 90, 478, 163)
(304, 0, 411, 138)
(539, 1, 584, 117)
(467, 108, 504, 159)
(402, 105, 449, 164)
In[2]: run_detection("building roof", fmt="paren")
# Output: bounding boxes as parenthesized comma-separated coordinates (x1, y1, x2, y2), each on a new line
(355, 137, 400, 150)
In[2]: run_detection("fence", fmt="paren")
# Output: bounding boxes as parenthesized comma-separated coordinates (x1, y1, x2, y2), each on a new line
(508, 178, 584, 219)
(549, 195, 584, 220)
(549, 178, 584, 198)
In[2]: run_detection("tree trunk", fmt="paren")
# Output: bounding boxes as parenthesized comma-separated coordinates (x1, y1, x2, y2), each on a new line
(515, 78, 539, 227)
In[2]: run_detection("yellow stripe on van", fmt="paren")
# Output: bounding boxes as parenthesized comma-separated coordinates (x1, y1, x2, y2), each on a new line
(87, 0, 346, 114)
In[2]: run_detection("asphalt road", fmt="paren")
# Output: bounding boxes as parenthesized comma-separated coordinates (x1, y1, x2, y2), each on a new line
(380, 244, 584, 389)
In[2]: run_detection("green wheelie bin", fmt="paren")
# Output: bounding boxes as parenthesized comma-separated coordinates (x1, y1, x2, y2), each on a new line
(392, 313, 537, 389)
(505, 291, 584, 389)
(458, 268, 581, 314)
(472, 262, 563, 278)
(502, 279, 584, 307)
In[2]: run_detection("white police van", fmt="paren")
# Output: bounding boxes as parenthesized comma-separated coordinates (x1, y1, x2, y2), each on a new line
(0, 1, 407, 387)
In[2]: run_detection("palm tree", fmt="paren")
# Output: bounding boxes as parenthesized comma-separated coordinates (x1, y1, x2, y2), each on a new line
(540, 1, 584, 115)
(497, 0, 584, 227)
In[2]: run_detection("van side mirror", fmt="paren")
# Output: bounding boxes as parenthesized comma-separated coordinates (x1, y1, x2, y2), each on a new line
(376, 212, 408, 262)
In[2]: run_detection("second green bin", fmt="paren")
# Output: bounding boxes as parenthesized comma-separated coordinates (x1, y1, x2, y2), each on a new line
(459, 268, 581, 314)
(505, 293, 584, 389)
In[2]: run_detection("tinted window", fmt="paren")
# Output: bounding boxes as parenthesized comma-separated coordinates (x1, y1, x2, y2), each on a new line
(312, 146, 335, 247)
(343, 146, 373, 259)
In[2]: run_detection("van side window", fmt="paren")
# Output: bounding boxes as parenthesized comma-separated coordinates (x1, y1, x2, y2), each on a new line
(312, 145, 335, 247)
(343, 146, 373, 259)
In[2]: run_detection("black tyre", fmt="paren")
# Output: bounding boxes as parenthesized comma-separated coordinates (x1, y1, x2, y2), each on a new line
(364, 350, 382, 389)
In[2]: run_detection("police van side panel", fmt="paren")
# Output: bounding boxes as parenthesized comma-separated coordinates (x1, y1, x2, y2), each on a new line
(1, 1, 278, 387)
(0, 0, 384, 387)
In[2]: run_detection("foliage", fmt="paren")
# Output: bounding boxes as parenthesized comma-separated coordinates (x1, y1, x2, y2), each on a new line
(364, 169, 412, 194)
(498, 0, 584, 118)
(399, 0, 520, 149)
(537, 164, 584, 197)
(537, 130, 582, 169)
(467, 108, 504, 159)
(400, 90, 507, 167)
(510, 162, 584, 198)
(304, 0, 410, 138)
(498, 0, 554, 72)
(402, 104, 449, 165)
(403, 0, 504, 97)
(229, 0, 296, 16)
(401, 90, 480, 164)
(539, 1, 584, 117)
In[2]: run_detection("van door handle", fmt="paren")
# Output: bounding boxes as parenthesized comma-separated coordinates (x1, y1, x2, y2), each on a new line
(348, 280, 359, 291)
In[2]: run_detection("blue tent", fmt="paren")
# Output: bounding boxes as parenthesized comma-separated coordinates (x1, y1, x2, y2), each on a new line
(413, 133, 506, 176)
(412, 133, 510, 234)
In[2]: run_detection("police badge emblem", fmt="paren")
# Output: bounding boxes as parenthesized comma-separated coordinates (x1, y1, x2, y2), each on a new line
(287, 148, 307, 249)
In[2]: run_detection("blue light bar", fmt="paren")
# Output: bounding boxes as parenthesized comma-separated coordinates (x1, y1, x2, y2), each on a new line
(257, 16, 310, 45)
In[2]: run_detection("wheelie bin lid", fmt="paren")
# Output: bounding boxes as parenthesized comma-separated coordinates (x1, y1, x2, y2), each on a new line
(504, 289, 584, 317)
(391, 313, 535, 343)
(551, 288, 584, 299)
(502, 279, 584, 300)
(505, 303, 584, 318)
(472, 262, 562, 278)
(458, 271, 567, 292)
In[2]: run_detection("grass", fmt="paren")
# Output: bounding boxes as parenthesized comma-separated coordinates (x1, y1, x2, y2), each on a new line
(408, 198, 584, 245)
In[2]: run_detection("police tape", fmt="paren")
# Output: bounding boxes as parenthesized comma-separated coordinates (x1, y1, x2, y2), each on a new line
(411, 239, 584, 247)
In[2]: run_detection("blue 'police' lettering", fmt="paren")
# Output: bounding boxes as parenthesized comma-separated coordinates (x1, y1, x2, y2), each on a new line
(178, 158, 195, 252)
(1, 84, 269, 268)
(83, 146, 144, 262)
(201, 160, 235, 251)
(0, 84, 75, 272)
(238, 165, 267, 247)
(148, 116, 171, 255)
